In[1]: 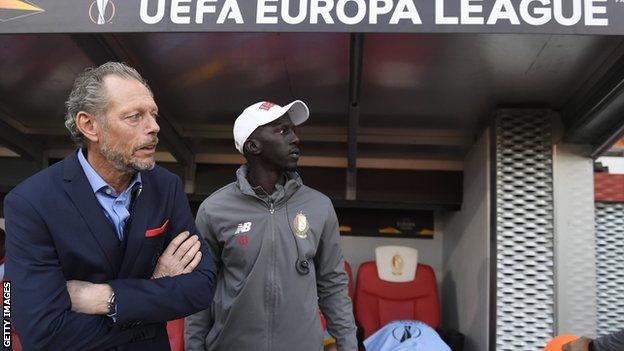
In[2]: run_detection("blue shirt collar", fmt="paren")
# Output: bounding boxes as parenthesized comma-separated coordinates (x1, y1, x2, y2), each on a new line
(77, 149, 142, 196)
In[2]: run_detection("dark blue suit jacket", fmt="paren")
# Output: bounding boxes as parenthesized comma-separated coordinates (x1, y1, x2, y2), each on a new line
(4, 151, 217, 350)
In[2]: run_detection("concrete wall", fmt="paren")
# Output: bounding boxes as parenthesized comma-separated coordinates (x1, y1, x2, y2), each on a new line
(553, 143, 597, 337)
(439, 129, 490, 351)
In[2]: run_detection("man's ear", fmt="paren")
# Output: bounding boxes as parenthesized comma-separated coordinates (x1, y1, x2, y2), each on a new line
(244, 138, 261, 156)
(75, 111, 102, 144)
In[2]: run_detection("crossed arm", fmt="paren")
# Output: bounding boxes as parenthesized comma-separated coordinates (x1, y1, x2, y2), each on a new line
(66, 231, 203, 315)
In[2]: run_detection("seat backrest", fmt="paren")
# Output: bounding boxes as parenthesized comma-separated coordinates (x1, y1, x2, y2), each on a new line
(345, 260, 354, 300)
(354, 261, 440, 338)
(11, 329, 22, 351)
(375, 246, 418, 282)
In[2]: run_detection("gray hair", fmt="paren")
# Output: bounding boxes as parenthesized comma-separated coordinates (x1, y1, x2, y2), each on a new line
(64, 62, 152, 148)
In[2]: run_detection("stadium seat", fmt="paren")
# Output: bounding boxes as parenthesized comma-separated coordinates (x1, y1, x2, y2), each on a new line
(345, 260, 354, 300)
(354, 261, 440, 338)
(167, 318, 184, 351)
(11, 329, 21, 351)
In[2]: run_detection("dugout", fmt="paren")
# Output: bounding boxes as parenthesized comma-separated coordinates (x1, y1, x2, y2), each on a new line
(1, 1, 624, 350)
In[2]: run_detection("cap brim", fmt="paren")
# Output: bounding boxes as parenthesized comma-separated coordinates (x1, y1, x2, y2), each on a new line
(283, 100, 309, 125)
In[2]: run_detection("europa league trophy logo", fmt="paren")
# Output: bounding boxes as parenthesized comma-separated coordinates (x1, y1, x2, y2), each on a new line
(89, 0, 115, 25)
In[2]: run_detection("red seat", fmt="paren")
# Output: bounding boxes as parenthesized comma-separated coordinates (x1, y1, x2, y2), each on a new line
(11, 329, 22, 351)
(320, 311, 328, 330)
(354, 261, 440, 338)
(345, 260, 354, 300)
(167, 318, 184, 351)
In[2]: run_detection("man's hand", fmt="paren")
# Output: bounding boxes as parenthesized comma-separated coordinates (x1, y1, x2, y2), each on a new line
(151, 231, 202, 279)
(66, 280, 112, 315)
(563, 337, 592, 351)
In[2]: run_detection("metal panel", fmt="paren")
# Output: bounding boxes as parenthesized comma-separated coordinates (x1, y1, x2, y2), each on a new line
(359, 34, 619, 131)
(595, 202, 624, 336)
(495, 109, 555, 350)
(116, 32, 350, 127)
(0, 34, 93, 128)
(0, 33, 620, 166)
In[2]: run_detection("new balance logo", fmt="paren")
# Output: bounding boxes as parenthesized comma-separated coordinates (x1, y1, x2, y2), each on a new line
(235, 222, 252, 234)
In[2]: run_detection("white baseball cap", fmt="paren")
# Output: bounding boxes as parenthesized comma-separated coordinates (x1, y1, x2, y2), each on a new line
(233, 100, 309, 154)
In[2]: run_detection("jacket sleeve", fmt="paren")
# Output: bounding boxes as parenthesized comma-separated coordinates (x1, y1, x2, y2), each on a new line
(184, 306, 212, 351)
(4, 191, 142, 350)
(184, 200, 221, 350)
(314, 202, 357, 351)
(108, 176, 218, 325)
(593, 330, 624, 351)
(194, 200, 223, 265)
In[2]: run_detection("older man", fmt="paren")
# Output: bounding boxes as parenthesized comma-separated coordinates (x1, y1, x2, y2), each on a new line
(185, 100, 357, 351)
(4, 62, 216, 350)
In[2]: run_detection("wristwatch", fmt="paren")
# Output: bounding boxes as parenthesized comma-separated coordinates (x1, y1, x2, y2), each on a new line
(106, 291, 116, 319)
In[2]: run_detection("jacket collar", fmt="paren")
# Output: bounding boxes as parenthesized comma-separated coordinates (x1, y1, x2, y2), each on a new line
(235, 164, 302, 207)
(61, 150, 151, 277)
(62, 151, 122, 274)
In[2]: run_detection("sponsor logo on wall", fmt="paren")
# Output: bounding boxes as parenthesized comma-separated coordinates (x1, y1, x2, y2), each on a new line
(0, 0, 43, 23)
(89, 0, 115, 25)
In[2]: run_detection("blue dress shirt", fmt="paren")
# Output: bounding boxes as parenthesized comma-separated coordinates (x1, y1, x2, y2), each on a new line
(77, 149, 142, 241)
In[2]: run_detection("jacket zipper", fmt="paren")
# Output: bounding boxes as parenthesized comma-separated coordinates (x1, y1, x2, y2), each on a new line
(267, 200, 275, 351)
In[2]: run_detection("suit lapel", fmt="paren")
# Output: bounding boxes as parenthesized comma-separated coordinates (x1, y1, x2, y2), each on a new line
(118, 174, 151, 277)
(62, 152, 122, 275)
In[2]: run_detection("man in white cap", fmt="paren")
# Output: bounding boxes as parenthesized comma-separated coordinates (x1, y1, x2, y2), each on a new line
(185, 100, 357, 351)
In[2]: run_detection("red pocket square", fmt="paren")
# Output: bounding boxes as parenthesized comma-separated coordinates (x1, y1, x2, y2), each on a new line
(145, 219, 169, 237)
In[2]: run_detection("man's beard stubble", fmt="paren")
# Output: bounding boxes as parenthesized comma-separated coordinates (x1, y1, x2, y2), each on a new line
(100, 135, 159, 173)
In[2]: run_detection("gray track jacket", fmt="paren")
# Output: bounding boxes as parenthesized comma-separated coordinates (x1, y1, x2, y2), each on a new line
(185, 165, 357, 351)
